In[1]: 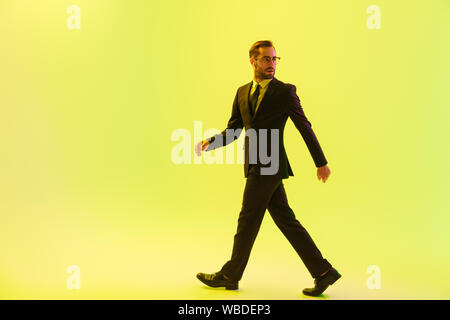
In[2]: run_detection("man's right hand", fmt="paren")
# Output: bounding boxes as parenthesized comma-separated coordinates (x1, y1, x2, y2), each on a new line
(195, 140, 210, 156)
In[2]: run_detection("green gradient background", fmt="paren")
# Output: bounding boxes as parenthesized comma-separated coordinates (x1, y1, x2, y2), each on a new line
(1, 0, 449, 299)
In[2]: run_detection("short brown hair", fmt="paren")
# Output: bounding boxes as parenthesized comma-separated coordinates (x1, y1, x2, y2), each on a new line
(249, 40, 275, 59)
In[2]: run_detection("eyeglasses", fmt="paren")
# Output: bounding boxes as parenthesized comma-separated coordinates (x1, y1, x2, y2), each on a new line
(256, 56, 281, 63)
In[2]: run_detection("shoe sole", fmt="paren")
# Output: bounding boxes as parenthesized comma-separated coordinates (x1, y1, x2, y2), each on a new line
(197, 276, 239, 290)
(202, 282, 238, 290)
(225, 284, 238, 290)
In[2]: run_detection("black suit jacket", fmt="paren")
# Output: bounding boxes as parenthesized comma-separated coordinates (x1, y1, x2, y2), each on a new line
(205, 77, 327, 179)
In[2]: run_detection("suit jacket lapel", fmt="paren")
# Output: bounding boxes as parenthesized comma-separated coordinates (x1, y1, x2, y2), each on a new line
(252, 77, 278, 120)
(242, 81, 253, 121)
(241, 77, 279, 122)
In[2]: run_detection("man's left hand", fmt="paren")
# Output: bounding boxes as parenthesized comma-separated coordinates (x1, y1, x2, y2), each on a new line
(317, 165, 331, 183)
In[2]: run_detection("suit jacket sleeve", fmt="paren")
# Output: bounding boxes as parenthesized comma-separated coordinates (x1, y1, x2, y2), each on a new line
(205, 89, 244, 152)
(284, 84, 328, 168)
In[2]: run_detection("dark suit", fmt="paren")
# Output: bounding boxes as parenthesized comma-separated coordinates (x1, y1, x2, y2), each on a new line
(205, 77, 332, 281)
(206, 77, 328, 179)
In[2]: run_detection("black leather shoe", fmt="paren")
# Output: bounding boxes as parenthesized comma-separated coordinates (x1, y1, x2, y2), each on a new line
(196, 272, 239, 290)
(302, 267, 341, 297)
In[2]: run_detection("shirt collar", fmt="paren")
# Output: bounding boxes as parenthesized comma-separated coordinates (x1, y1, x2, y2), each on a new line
(252, 78, 272, 89)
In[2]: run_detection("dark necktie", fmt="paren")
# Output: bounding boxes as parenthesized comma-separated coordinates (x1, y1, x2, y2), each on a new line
(250, 84, 260, 116)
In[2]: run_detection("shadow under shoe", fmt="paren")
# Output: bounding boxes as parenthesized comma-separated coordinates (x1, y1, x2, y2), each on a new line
(196, 272, 239, 290)
(302, 267, 342, 297)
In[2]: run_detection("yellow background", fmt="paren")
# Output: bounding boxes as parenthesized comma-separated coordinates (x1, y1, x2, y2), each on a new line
(1, 0, 449, 299)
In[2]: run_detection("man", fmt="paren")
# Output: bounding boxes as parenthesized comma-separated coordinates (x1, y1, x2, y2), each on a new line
(194, 40, 341, 297)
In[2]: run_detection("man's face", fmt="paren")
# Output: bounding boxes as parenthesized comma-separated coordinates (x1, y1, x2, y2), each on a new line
(251, 46, 277, 79)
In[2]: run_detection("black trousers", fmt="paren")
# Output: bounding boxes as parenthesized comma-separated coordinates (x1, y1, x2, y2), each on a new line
(220, 166, 332, 281)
